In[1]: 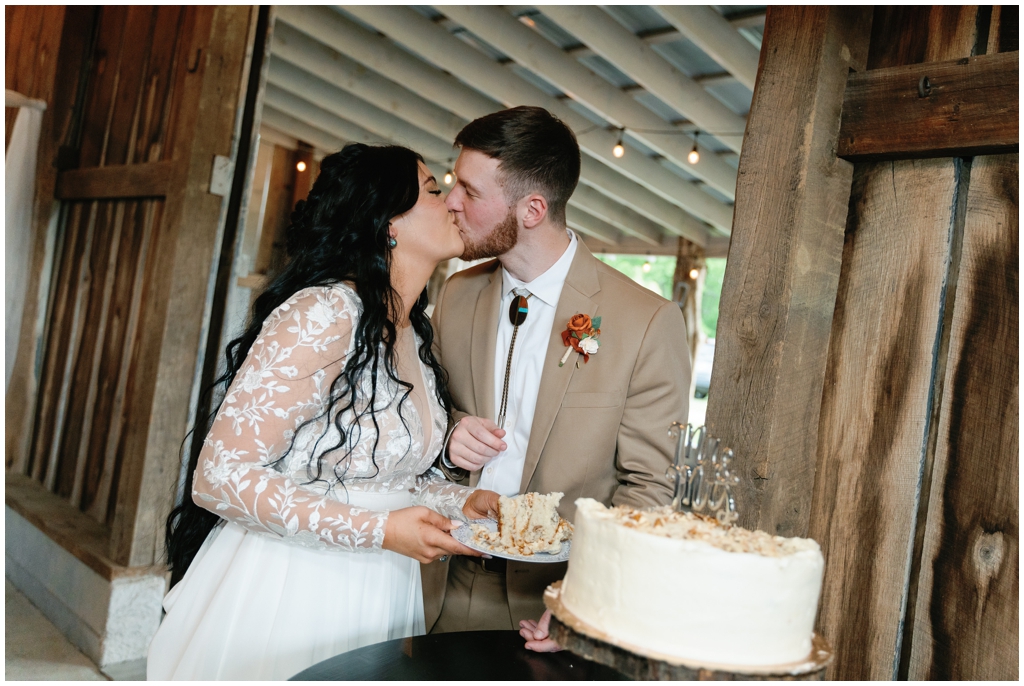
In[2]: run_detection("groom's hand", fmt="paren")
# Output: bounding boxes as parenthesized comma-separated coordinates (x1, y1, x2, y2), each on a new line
(519, 610, 562, 652)
(448, 416, 506, 471)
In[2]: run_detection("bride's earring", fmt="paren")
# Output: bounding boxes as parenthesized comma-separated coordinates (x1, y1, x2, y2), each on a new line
(388, 237, 398, 248)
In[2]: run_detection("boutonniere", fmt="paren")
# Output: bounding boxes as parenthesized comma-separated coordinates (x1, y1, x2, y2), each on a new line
(559, 313, 602, 368)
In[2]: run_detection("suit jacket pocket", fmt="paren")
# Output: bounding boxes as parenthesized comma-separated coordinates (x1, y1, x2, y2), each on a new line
(561, 391, 622, 409)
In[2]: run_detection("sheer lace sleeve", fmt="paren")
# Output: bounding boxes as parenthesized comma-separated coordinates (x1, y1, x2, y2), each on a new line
(413, 468, 474, 522)
(192, 287, 389, 553)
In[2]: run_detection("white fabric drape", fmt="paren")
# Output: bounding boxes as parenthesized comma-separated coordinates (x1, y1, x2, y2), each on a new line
(5, 99, 44, 390)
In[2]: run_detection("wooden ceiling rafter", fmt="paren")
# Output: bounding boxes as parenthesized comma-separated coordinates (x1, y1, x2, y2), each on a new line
(435, 5, 740, 190)
(654, 5, 762, 90)
(539, 6, 747, 155)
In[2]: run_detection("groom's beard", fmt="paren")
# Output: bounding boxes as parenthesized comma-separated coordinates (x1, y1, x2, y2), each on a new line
(459, 208, 518, 261)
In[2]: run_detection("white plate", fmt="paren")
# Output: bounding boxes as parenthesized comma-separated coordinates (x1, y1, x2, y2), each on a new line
(452, 518, 571, 563)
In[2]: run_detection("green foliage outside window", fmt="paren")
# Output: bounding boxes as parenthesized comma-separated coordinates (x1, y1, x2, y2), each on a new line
(594, 254, 675, 299)
(595, 254, 727, 339)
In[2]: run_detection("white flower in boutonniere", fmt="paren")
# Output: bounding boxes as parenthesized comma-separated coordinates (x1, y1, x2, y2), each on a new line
(559, 314, 602, 368)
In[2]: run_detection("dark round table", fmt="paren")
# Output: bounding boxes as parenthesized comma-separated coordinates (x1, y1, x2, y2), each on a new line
(290, 630, 629, 681)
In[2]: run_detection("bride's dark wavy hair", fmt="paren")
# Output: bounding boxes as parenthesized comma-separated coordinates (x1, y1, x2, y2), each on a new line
(164, 143, 451, 586)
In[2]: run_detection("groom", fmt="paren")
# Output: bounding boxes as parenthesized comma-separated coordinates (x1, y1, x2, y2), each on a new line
(424, 106, 690, 648)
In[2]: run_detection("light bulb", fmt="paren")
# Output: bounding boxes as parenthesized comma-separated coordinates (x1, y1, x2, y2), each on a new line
(444, 171, 454, 186)
(642, 260, 652, 273)
(689, 268, 700, 280)
(687, 148, 699, 165)
(613, 142, 625, 158)
(296, 160, 307, 172)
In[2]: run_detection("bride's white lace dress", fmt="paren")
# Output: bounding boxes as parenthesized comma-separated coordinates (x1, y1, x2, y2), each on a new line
(147, 283, 471, 680)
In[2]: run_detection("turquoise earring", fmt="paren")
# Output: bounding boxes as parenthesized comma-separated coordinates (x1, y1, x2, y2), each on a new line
(388, 237, 397, 248)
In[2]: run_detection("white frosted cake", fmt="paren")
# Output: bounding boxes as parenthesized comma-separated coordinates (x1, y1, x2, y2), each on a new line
(560, 498, 825, 667)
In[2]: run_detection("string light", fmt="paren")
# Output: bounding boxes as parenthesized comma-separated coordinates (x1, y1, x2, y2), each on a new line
(296, 160, 307, 172)
(642, 253, 652, 273)
(687, 131, 700, 165)
(444, 170, 454, 185)
(612, 129, 625, 158)
(689, 268, 700, 280)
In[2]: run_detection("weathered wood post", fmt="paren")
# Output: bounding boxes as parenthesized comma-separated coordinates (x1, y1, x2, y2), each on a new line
(704, 6, 872, 536)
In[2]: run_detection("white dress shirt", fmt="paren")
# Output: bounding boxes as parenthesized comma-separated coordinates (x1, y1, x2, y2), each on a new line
(478, 230, 578, 496)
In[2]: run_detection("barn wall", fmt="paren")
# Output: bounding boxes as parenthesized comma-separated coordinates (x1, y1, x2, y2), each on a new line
(5, 5, 259, 668)
(711, 5, 1017, 681)
(24, 6, 198, 528)
(808, 7, 1018, 680)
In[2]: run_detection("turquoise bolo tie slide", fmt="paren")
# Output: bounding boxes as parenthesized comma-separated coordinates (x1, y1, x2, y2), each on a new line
(508, 294, 529, 325)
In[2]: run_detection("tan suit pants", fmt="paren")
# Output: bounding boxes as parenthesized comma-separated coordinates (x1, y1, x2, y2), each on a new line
(430, 556, 517, 633)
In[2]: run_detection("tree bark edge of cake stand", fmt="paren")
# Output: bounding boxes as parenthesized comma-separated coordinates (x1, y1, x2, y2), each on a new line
(544, 582, 831, 682)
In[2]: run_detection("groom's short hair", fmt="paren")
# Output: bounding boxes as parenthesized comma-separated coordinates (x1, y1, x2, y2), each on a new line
(455, 106, 580, 227)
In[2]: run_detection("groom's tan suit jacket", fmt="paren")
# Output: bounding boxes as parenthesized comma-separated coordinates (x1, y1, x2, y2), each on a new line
(423, 241, 691, 628)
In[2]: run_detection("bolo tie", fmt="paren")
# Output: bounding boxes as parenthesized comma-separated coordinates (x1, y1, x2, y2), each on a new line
(497, 289, 532, 429)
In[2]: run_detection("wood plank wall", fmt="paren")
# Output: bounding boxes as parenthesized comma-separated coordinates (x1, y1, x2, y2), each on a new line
(5, 6, 94, 475)
(905, 153, 1018, 680)
(713, 5, 1017, 681)
(8, 6, 257, 570)
(23, 6, 193, 525)
(806, 6, 1018, 680)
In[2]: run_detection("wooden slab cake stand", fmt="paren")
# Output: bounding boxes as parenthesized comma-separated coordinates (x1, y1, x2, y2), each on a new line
(544, 582, 833, 681)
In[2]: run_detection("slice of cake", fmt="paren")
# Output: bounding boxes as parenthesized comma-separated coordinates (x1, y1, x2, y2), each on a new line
(472, 492, 572, 556)
(559, 498, 825, 667)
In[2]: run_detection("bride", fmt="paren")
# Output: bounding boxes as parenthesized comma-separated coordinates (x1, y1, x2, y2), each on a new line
(148, 143, 498, 680)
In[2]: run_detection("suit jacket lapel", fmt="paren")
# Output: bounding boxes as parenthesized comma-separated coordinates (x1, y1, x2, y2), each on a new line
(469, 265, 502, 488)
(519, 242, 602, 493)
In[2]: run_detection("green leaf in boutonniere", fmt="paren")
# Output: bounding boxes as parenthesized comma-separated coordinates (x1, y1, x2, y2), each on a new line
(592, 316, 602, 330)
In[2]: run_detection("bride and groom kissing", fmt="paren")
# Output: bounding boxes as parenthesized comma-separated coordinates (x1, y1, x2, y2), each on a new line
(148, 106, 691, 679)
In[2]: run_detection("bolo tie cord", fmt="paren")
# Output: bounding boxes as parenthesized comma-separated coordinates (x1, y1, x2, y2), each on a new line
(497, 291, 532, 430)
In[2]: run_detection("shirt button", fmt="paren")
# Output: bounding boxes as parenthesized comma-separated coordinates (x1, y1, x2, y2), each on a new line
(486, 467, 493, 474)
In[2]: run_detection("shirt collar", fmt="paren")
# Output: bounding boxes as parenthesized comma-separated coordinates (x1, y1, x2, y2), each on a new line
(501, 230, 578, 307)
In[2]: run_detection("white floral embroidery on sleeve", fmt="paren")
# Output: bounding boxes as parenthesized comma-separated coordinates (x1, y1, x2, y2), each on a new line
(192, 286, 388, 552)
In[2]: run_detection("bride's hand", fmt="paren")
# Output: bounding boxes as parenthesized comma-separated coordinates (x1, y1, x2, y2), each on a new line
(382, 506, 482, 564)
(463, 489, 500, 520)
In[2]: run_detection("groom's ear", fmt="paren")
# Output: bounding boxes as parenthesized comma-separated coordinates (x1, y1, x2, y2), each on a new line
(520, 193, 549, 229)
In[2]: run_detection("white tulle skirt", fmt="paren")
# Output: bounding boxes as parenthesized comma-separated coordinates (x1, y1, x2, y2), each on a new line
(146, 490, 422, 680)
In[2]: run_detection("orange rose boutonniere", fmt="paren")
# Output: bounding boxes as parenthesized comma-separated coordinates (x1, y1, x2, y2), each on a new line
(559, 314, 602, 367)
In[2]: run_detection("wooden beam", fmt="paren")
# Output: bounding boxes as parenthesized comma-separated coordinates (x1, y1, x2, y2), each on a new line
(534, 6, 748, 155)
(579, 155, 724, 239)
(564, 206, 621, 246)
(570, 184, 664, 245)
(562, 10, 766, 58)
(6, 472, 164, 580)
(275, 5, 499, 120)
(266, 58, 456, 162)
(271, 22, 468, 149)
(704, 7, 872, 537)
(838, 51, 1019, 161)
(55, 161, 176, 200)
(654, 5, 762, 90)
(262, 107, 348, 151)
